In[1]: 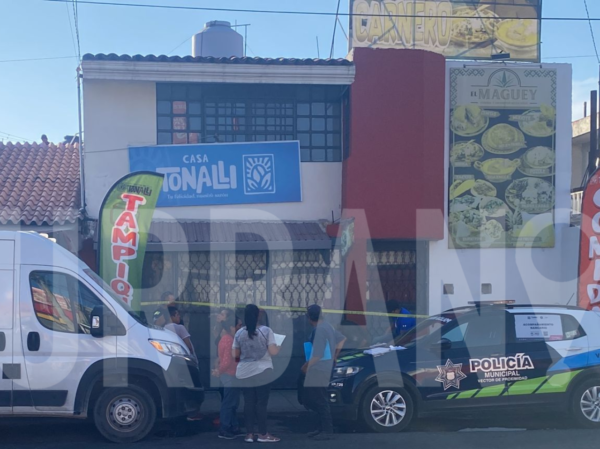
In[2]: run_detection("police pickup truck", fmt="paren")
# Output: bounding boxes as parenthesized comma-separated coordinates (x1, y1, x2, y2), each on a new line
(329, 301, 600, 432)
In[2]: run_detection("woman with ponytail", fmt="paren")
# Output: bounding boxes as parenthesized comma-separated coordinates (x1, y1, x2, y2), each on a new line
(232, 304, 281, 443)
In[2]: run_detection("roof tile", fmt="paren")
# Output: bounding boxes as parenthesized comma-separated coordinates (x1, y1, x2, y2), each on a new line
(0, 142, 81, 226)
(82, 53, 353, 67)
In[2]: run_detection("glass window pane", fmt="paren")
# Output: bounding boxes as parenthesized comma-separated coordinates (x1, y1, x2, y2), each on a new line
(301, 148, 311, 161)
(75, 282, 104, 335)
(327, 149, 342, 162)
(189, 102, 202, 115)
(157, 117, 171, 131)
(312, 103, 325, 115)
(327, 103, 341, 116)
(312, 133, 326, 146)
(188, 85, 202, 100)
(297, 118, 310, 131)
(172, 85, 186, 99)
(297, 103, 310, 116)
(157, 101, 171, 114)
(173, 117, 187, 130)
(190, 117, 202, 131)
(236, 134, 246, 142)
(173, 133, 188, 144)
(312, 118, 326, 131)
(298, 133, 310, 147)
(328, 118, 341, 132)
(312, 149, 326, 162)
(29, 272, 76, 333)
(156, 84, 171, 100)
(327, 133, 341, 147)
(189, 133, 200, 144)
(157, 133, 172, 144)
(173, 101, 187, 115)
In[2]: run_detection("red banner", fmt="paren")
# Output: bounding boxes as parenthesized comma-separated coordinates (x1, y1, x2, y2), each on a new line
(578, 169, 600, 310)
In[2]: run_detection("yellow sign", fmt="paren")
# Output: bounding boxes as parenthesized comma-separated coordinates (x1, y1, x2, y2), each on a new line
(350, 0, 541, 62)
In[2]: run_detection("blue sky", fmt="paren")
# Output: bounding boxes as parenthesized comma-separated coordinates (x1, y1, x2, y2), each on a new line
(0, 0, 599, 143)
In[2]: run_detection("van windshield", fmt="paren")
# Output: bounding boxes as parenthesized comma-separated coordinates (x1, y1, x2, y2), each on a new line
(83, 269, 148, 326)
(395, 313, 460, 348)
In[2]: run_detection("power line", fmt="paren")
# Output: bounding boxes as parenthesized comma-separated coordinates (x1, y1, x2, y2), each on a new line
(0, 56, 77, 63)
(38, 0, 600, 22)
(583, 0, 600, 64)
(0, 131, 35, 142)
(72, 0, 82, 60)
(65, 1, 78, 56)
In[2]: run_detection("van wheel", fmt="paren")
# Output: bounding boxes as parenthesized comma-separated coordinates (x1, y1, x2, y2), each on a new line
(361, 386, 414, 433)
(93, 386, 156, 443)
(572, 379, 600, 428)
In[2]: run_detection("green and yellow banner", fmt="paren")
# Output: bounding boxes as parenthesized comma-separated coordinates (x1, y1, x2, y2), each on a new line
(98, 171, 164, 310)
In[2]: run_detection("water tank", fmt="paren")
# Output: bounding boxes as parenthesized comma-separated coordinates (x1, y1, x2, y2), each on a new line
(192, 21, 243, 58)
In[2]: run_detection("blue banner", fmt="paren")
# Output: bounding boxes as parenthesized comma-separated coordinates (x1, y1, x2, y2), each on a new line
(129, 142, 302, 207)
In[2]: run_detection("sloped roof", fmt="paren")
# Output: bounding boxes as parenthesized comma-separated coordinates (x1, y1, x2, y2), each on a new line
(145, 220, 332, 251)
(0, 142, 81, 226)
(82, 53, 353, 66)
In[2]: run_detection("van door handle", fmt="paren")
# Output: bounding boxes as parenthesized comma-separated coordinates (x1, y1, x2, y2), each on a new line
(567, 347, 583, 352)
(27, 332, 40, 352)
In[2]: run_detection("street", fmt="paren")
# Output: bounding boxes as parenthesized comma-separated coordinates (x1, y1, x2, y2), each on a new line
(2, 391, 598, 449)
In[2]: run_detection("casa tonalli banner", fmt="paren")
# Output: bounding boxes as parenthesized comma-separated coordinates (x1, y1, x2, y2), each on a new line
(349, 0, 541, 62)
(448, 67, 557, 249)
(578, 169, 600, 310)
(98, 172, 164, 310)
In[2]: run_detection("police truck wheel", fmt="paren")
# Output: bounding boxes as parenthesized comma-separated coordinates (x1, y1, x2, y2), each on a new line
(572, 379, 600, 428)
(361, 386, 414, 433)
(93, 386, 156, 443)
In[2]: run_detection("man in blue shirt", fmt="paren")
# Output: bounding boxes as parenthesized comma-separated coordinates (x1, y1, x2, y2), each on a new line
(301, 305, 346, 440)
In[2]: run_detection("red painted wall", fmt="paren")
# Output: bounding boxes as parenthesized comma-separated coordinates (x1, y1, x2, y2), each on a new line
(343, 48, 446, 240)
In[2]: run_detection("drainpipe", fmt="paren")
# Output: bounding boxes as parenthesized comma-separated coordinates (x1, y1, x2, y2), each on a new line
(77, 65, 86, 217)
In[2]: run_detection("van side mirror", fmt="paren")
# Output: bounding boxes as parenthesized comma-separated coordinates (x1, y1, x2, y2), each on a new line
(90, 305, 126, 338)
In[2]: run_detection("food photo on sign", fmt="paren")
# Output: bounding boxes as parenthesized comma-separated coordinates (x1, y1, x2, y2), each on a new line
(448, 67, 556, 249)
(349, 0, 541, 62)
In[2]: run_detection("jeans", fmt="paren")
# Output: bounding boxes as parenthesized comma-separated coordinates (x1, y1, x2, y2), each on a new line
(304, 368, 333, 434)
(240, 369, 273, 435)
(219, 374, 240, 433)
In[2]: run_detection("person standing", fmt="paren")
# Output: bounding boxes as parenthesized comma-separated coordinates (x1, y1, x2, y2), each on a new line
(302, 305, 346, 441)
(212, 313, 244, 439)
(165, 305, 196, 359)
(232, 304, 281, 443)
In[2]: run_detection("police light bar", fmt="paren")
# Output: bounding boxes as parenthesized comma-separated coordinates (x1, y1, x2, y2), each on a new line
(468, 300, 516, 305)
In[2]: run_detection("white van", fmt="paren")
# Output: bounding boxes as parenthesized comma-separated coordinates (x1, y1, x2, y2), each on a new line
(0, 231, 204, 443)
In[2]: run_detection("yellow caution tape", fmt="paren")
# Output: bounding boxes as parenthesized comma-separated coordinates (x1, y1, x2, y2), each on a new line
(140, 301, 429, 319)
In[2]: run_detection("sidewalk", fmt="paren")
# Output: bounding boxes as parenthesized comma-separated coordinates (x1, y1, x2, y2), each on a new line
(201, 389, 304, 414)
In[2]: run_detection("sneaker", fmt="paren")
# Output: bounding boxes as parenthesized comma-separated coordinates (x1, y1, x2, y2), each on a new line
(232, 428, 246, 437)
(312, 433, 333, 441)
(307, 430, 321, 438)
(257, 434, 280, 443)
(245, 434, 255, 443)
(218, 431, 237, 440)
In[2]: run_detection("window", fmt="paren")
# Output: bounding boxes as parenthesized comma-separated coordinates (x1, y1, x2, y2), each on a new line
(462, 314, 506, 348)
(442, 322, 469, 343)
(513, 313, 586, 342)
(75, 282, 105, 334)
(29, 272, 105, 335)
(30, 272, 76, 333)
(156, 83, 344, 162)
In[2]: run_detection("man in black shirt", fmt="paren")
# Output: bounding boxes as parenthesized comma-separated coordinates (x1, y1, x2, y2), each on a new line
(301, 305, 346, 440)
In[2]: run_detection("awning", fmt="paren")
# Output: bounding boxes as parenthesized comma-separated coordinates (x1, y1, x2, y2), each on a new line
(145, 221, 332, 251)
